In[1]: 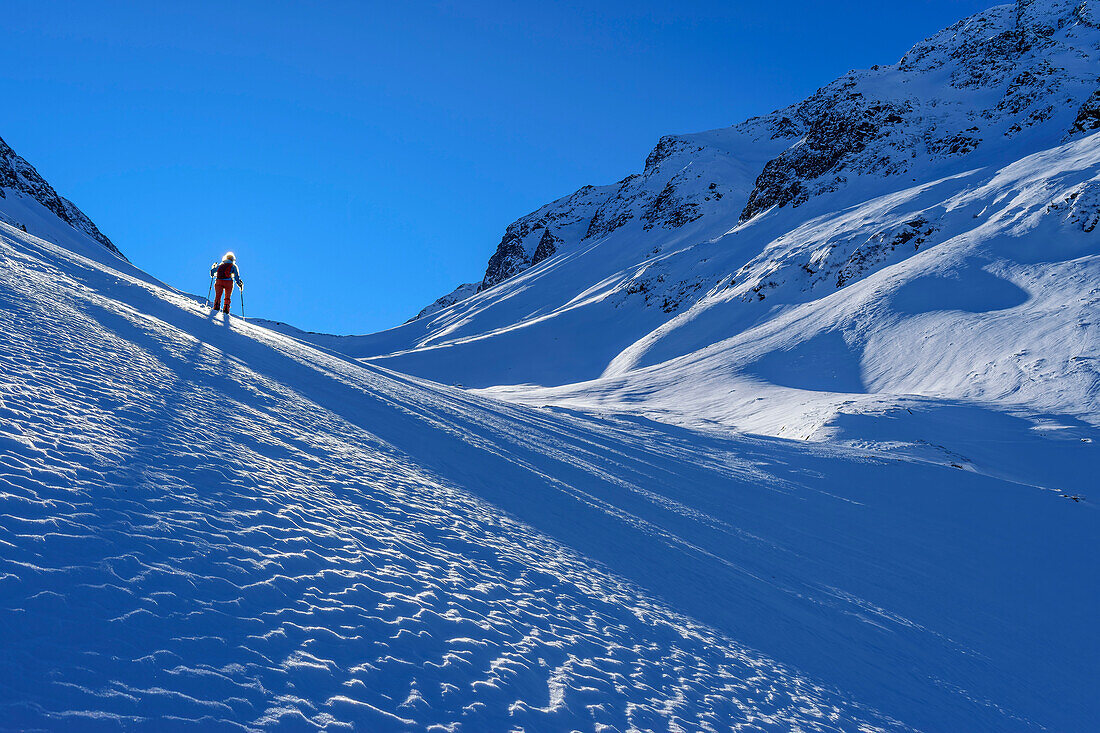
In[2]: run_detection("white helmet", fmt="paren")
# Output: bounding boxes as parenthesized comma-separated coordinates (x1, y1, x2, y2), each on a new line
(224, 252, 236, 262)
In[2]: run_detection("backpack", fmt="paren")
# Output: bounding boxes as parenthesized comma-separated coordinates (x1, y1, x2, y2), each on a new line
(216, 262, 235, 280)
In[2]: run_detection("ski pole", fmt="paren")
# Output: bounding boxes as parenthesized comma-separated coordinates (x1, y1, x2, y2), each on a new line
(239, 284, 245, 319)
(207, 276, 214, 307)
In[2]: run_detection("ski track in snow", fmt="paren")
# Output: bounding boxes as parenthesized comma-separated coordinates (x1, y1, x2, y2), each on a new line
(0, 230, 912, 730)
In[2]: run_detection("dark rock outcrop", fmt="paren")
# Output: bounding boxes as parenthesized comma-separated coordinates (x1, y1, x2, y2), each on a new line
(835, 219, 937, 288)
(1048, 180, 1100, 232)
(479, 225, 529, 292)
(0, 135, 124, 259)
(584, 175, 641, 241)
(739, 101, 908, 223)
(477, 184, 619, 291)
(531, 228, 560, 265)
(643, 136, 693, 175)
(1067, 84, 1100, 137)
(642, 176, 702, 230)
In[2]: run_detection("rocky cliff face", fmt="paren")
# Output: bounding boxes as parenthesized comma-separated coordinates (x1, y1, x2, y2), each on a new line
(443, 0, 1099, 311)
(476, 184, 620, 292)
(1069, 84, 1100, 136)
(531, 227, 560, 265)
(737, 0, 1100, 223)
(0, 135, 123, 259)
(460, 133, 743, 301)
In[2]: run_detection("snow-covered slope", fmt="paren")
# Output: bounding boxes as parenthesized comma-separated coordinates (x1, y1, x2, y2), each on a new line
(2, 2, 1098, 729)
(296, 0, 1100, 453)
(2, 180, 1098, 729)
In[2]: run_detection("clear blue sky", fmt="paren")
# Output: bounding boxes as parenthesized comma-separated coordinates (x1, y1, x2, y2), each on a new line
(1, 0, 994, 334)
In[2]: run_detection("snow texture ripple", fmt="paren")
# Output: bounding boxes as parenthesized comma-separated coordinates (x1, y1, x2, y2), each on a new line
(0, 227, 917, 731)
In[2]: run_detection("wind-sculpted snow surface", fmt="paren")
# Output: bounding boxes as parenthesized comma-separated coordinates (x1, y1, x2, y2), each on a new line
(1, 4, 1098, 727)
(0, 226, 923, 730)
(2, 216, 1098, 729)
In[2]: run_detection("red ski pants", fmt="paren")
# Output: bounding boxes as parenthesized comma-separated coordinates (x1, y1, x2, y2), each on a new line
(214, 280, 234, 311)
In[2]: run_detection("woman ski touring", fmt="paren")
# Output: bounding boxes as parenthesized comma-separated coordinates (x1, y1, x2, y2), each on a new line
(210, 252, 244, 314)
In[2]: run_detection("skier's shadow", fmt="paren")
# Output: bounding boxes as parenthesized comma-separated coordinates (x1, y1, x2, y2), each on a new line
(79, 299, 239, 504)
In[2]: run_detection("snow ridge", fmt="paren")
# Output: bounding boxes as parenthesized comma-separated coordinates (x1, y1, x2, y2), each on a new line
(0, 135, 123, 259)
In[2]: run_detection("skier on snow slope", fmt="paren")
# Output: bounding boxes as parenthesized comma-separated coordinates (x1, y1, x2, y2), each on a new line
(210, 252, 244, 314)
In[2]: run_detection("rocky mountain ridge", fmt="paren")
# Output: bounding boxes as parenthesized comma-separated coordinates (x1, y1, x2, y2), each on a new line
(0, 135, 123, 259)
(418, 0, 1100, 314)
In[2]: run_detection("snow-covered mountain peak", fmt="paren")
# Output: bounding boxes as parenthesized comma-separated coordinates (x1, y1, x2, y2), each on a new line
(0, 135, 123, 260)
(3, 3, 1098, 730)
(297, 0, 1100, 451)
(410, 0, 1099, 316)
(1017, 0, 1100, 32)
(737, 0, 1100, 223)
